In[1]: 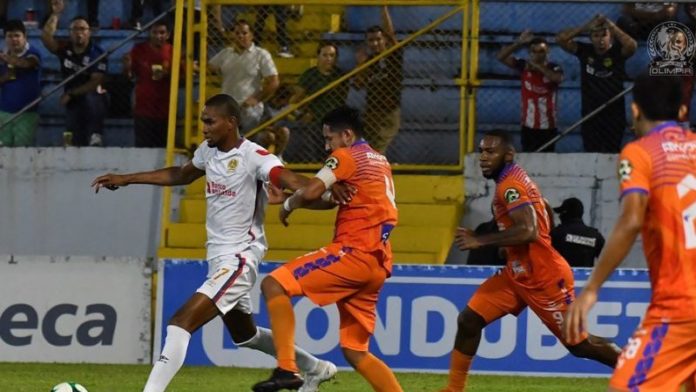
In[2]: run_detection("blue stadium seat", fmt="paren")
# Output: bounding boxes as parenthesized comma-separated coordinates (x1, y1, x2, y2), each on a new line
(333, 41, 459, 79)
(345, 6, 462, 33)
(401, 84, 459, 123)
(386, 125, 459, 164)
(476, 80, 582, 125)
(480, 3, 621, 34)
(403, 44, 460, 79)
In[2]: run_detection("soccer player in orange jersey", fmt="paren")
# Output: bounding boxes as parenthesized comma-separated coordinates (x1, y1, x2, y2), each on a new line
(253, 106, 402, 392)
(565, 73, 696, 391)
(438, 130, 621, 392)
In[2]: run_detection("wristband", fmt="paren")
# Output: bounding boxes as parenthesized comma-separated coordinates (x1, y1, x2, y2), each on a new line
(321, 190, 333, 203)
(283, 197, 293, 212)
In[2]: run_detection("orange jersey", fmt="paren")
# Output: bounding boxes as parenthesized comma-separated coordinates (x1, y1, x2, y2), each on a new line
(619, 122, 696, 323)
(323, 140, 398, 270)
(493, 163, 569, 288)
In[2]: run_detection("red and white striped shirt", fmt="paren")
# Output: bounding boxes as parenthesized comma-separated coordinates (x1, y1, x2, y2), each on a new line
(514, 59, 562, 130)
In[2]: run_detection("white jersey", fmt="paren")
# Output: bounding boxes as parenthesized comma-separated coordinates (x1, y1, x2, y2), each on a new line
(192, 138, 282, 260)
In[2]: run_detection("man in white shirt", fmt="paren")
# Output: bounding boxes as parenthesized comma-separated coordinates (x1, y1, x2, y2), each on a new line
(91, 94, 336, 392)
(209, 19, 279, 133)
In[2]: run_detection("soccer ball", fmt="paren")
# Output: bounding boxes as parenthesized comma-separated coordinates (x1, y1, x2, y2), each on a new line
(51, 382, 88, 392)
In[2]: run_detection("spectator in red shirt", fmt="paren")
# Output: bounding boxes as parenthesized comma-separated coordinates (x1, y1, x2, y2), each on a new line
(497, 31, 564, 152)
(123, 19, 172, 147)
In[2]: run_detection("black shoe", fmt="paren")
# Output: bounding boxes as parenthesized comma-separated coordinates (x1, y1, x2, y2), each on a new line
(252, 367, 304, 392)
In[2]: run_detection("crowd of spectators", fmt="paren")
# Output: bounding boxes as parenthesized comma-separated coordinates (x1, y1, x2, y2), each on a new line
(1, 2, 695, 154)
(496, 2, 696, 153)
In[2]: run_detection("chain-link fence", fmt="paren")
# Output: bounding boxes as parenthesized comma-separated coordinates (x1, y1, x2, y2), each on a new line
(199, 2, 466, 166)
(476, 1, 696, 154)
(0, 0, 179, 148)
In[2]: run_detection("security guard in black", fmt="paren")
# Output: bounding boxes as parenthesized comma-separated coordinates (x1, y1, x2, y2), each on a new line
(550, 198, 605, 267)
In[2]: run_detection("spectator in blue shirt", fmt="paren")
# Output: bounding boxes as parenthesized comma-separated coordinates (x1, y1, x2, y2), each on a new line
(0, 20, 42, 147)
(42, 0, 108, 147)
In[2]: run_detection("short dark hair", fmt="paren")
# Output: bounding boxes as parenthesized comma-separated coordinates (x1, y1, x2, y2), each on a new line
(70, 15, 90, 25)
(482, 129, 514, 148)
(633, 72, 683, 121)
(151, 18, 170, 31)
(529, 37, 547, 47)
(233, 19, 251, 31)
(322, 106, 364, 137)
(4, 20, 25, 36)
(366, 25, 385, 35)
(317, 41, 339, 57)
(205, 94, 241, 122)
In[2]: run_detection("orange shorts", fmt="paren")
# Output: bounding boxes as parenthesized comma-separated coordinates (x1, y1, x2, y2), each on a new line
(609, 320, 696, 392)
(270, 243, 388, 351)
(468, 267, 586, 345)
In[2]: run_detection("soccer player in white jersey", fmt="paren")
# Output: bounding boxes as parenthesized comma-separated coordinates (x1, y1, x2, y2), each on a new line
(91, 94, 336, 392)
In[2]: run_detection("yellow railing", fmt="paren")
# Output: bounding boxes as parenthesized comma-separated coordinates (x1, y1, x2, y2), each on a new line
(160, 0, 480, 248)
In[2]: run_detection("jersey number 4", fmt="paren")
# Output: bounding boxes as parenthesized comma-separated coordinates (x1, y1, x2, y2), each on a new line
(385, 175, 396, 209)
(678, 174, 696, 249)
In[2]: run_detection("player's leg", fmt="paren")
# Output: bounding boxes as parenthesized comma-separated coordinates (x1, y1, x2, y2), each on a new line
(566, 334, 621, 367)
(520, 273, 620, 367)
(440, 271, 524, 392)
(340, 311, 402, 392)
(223, 307, 335, 385)
(337, 265, 403, 392)
(144, 253, 253, 392)
(254, 245, 371, 391)
(143, 293, 220, 392)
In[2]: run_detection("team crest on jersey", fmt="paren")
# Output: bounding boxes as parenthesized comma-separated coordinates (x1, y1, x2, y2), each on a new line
(324, 156, 339, 170)
(227, 159, 238, 172)
(504, 188, 521, 204)
(618, 159, 632, 182)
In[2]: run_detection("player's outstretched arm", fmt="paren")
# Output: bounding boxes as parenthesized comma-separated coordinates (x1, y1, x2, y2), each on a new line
(279, 178, 328, 226)
(91, 161, 205, 192)
(456, 204, 537, 250)
(563, 192, 647, 343)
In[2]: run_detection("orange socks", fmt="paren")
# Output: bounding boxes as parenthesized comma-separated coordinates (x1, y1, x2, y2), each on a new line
(443, 350, 472, 392)
(266, 295, 298, 373)
(354, 352, 403, 392)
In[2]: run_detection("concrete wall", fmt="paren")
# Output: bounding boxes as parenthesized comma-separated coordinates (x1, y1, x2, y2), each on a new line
(1, 149, 646, 267)
(0, 148, 181, 258)
(446, 153, 646, 268)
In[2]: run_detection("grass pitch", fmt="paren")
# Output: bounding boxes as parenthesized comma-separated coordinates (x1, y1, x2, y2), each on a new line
(0, 362, 608, 391)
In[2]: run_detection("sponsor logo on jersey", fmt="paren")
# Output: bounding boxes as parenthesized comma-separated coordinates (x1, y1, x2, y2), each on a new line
(325, 156, 339, 170)
(227, 159, 238, 173)
(504, 188, 521, 204)
(619, 159, 632, 182)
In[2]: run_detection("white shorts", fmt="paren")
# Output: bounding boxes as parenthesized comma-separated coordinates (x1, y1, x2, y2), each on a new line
(196, 248, 261, 315)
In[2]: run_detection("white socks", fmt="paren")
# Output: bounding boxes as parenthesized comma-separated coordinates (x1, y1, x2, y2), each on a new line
(143, 325, 191, 392)
(236, 326, 320, 373)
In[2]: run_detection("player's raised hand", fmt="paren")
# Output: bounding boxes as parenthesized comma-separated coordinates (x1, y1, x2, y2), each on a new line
(91, 173, 128, 193)
(454, 227, 482, 250)
(330, 182, 357, 205)
(563, 288, 598, 344)
(518, 29, 534, 45)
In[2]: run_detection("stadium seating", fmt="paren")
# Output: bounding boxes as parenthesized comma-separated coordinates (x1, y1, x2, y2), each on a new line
(344, 6, 462, 33)
(161, 174, 464, 264)
(479, 2, 621, 34)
